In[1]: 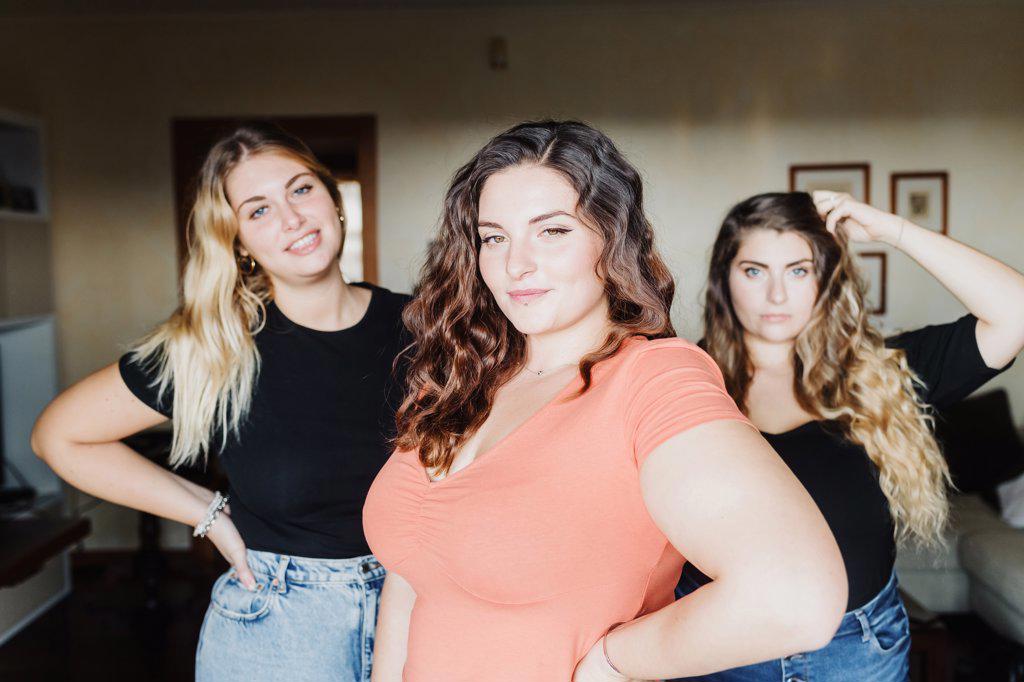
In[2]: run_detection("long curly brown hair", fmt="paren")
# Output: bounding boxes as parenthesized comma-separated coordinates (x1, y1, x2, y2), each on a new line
(395, 120, 676, 475)
(704, 192, 951, 547)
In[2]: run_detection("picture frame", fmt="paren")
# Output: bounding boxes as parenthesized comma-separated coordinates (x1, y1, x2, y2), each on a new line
(857, 251, 887, 316)
(891, 171, 948, 235)
(789, 163, 871, 203)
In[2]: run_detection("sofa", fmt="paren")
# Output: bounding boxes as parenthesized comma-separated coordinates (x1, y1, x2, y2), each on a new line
(895, 389, 1024, 645)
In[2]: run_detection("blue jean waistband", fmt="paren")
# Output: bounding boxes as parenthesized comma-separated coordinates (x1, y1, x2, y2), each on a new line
(244, 549, 385, 586)
(833, 571, 901, 637)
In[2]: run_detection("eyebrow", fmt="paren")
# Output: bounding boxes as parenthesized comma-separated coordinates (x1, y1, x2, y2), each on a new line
(477, 210, 577, 230)
(236, 172, 314, 210)
(737, 258, 814, 269)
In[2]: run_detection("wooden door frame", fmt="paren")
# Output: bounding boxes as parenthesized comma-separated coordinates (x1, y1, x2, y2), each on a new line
(171, 115, 378, 283)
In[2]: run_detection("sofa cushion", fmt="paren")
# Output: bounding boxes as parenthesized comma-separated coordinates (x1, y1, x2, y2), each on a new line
(959, 529, 1024, 644)
(896, 493, 1007, 571)
(936, 389, 1024, 504)
(960, 529, 1024, 604)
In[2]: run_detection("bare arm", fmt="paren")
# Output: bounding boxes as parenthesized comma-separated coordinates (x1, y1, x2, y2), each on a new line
(31, 363, 256, 587)
(817, 190, 1024, 368)
(371, 571, 417, 682)
(578, 420, 846, 680)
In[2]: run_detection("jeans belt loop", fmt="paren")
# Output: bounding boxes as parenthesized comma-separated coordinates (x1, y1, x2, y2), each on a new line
(272, 555, 290, 594)
(853, 609, 871, 643)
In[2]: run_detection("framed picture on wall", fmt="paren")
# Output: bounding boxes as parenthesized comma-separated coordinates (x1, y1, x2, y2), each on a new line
(789, 163, 871, 203)
(891, 171, 948, 235)
(857, 251, 887, 316)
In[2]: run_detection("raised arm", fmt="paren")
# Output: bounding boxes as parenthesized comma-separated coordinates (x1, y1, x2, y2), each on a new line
(577, 420, 846, 680)
(816, 190, 1024, 369)
(371, 571, 417, 682)
(31, 362, 256, 588)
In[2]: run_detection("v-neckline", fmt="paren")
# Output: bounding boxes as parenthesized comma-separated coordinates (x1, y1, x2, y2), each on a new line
(423, 372, 582, 486)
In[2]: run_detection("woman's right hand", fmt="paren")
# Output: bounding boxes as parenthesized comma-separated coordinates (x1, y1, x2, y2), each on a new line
(572, 636, 638, 682)
(205, 511, 256, 590)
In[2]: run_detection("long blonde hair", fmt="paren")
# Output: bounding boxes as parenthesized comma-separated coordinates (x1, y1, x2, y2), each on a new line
(131, 123, 342, 467)
(704, 192, 951, 547)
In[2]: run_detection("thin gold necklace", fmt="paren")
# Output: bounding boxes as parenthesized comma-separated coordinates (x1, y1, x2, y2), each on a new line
(523, 362, 576, 377)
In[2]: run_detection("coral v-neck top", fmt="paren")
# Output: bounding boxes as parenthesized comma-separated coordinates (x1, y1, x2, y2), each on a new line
(363, 337, 750, 681)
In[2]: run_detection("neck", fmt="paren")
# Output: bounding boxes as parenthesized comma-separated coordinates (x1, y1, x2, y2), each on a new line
(523, 302, 613, 373)
(272, 269, 367, 331)
(744, 332, 795, 373)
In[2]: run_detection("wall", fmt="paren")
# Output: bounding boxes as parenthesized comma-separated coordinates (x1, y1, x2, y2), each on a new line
(0, 0, 1022, 547)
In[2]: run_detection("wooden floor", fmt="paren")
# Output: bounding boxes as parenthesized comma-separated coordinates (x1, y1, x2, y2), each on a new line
(0, 552, 1022, 681)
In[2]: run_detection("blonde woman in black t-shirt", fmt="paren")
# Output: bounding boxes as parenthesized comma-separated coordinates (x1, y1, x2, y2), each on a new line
(676, 190, 1024, 681)
(32, 123, 409, 682)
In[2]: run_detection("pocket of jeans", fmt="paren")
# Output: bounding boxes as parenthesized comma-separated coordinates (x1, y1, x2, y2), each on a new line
(209, 570, 277, 622)
(866, 601, 910, 654)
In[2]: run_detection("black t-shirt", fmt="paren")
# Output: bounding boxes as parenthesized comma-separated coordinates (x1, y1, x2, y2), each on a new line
(119, 283, 411, 559)
(685, 314, 1011, 611)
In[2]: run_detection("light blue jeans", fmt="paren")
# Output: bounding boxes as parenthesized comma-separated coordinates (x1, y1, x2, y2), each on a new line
(673, 568, 910, 682)
(195, 549, 385, 682)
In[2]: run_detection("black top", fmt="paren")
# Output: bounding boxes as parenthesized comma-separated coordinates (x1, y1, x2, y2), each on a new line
(686, 314, 1012, 611)
(120, 283, 411, 559)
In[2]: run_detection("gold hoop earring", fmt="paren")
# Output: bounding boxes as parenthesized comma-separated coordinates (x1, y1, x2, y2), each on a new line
(238, 255, 257, 275)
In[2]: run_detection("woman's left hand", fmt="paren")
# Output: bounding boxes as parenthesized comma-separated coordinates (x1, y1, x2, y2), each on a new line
(573, 637, 642, 682)
(812, 190, 904, 245)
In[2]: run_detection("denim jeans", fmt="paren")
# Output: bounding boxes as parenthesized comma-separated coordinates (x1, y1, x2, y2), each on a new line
(195, 549, 385, 682)
(673, 568, 910, 682)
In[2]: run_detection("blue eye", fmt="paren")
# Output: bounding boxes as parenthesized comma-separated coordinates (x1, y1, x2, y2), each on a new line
(744, 267, 762, 278)
(791, 267, 810, 278)
(250, 206, 268, 220)
(293, 183, 313, 196)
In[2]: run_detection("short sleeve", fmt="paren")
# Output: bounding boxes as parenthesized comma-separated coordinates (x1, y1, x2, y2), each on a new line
(886, 314, 1014, 410)
(624, 340, 753, 467)
(118, 352, 173, 418)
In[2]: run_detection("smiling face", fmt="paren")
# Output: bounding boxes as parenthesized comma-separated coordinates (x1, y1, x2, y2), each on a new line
(728, 228, 819, 344)
(224, 151, 343, 287)
(476, 164, 608, 338)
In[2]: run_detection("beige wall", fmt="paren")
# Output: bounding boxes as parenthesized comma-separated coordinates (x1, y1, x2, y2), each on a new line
(0, 217, 54, 318)
(1, 0, 1022, 547)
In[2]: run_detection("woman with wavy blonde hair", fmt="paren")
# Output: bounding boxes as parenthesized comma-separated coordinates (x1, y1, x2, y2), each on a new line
(676, 190, 1024, 681)
(32, 122, 410, 681)
(363, 121, 848, 681)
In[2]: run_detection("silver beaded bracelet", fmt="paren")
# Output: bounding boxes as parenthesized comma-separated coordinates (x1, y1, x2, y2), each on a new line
(193, 490, 229, 538)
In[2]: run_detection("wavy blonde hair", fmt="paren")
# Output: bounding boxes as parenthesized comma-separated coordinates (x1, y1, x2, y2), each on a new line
(704, 192, 951, 547)
(131, 123, 342, 468)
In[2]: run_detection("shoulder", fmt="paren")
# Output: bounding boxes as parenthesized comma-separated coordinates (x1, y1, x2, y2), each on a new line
(614, 336, 723, 377)
(886, 314, 976, 351)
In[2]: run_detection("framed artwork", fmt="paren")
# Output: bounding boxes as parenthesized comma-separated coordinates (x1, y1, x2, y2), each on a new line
(858, 251, 888, 316)
(789, 163, 871, 203)
(891, 171, 948, 235)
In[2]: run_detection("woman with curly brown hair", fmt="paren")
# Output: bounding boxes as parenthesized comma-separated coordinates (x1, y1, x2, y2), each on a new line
(362, 121, 847, 681)
(676, 190, 1024, 681)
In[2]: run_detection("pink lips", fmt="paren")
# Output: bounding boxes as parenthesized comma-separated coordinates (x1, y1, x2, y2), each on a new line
(508, 288, 550, 304)
(761, 314, 791, 323)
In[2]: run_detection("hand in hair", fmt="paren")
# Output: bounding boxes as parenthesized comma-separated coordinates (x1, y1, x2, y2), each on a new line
(813, 190, 905, 245)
